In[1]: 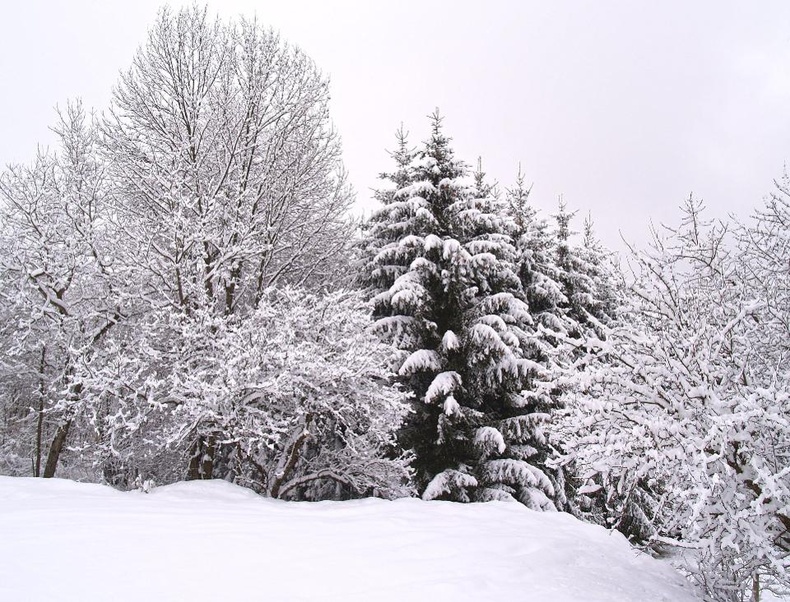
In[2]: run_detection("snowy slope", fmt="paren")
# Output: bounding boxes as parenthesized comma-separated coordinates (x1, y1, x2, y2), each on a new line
(0, 477, 700, 602)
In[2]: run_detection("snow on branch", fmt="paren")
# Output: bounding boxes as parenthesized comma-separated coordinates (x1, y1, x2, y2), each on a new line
(399, 349, 443, 376)
(422, 469, 478, 502)
(425, 371, 461, 404)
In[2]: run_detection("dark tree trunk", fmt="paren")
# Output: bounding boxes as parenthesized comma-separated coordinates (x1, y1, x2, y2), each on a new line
(187, 435, 216, 480)
(42, 378, 82, 479)
(42, 419, 72, 478)
(34, 396, 44, 477)
(269, 415, 313, 499)
(34, 346, 46, 477)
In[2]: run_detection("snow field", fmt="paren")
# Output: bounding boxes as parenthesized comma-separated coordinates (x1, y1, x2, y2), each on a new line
(0, 477, 700, 601)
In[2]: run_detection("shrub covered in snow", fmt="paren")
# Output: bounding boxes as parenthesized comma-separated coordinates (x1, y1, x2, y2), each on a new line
(555, 193, 790, 600)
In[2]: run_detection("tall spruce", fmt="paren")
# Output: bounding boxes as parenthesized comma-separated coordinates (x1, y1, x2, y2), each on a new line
(552, 199, 619, 337)
(363, 113, 558, 509)
(504, 174, 579, 511)
(506, 170, 568, 338)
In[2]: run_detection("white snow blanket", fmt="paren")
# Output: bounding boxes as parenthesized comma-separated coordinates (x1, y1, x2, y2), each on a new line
(0, 477, 700, 601)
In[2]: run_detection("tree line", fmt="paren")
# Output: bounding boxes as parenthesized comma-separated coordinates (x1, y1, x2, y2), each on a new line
(0, 6, 786, 601)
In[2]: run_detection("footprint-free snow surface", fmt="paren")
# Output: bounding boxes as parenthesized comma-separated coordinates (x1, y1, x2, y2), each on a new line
(0, 476, 700, 601)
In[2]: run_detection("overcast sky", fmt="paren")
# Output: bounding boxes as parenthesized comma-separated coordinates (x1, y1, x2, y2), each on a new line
(2, 1, 789, 251)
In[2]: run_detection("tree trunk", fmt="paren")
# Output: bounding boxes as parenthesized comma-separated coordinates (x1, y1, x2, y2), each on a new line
(269, 415, 313, 499)
(187, 435, 216, 480)
(34, 346, 46, 477)
(42, 419, 72, 478)
(34, 395, 44, 477)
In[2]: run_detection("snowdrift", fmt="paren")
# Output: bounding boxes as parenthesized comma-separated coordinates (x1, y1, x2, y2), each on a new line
(0, 477, 699, 601)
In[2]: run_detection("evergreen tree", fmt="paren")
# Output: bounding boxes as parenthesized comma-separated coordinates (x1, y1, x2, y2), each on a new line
(506, 170, 568, 338)
(580, 215, 620, 318)
(504, 176, 583, 513)
(553, 198, 588, 331)
(358, 125, 418, 295)
(363, 113, 558, 509)
(552, 199, 619, 339)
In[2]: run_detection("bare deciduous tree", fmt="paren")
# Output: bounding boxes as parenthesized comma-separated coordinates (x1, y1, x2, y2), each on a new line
(556, 194, 790, 600)
(0, 101, 118, 478)
(102, 6, 354, 320)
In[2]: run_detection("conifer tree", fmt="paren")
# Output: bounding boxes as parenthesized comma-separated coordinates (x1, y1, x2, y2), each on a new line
(506, 170, 568, 338)
(578, 214, 620, 325)
(552, 199, 618, 338)
(504, 175, 585, 512)
(358, 125, 418, 295)
(363, 113, 558, 509)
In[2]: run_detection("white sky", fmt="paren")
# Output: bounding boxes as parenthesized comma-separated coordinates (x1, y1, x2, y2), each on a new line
(2, 1, 790, 250)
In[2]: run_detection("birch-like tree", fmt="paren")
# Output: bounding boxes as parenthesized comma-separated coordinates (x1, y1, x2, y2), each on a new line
(98, 6, 357, 477)
(102, 5, 354, 318)
(0, 102, 120, 478)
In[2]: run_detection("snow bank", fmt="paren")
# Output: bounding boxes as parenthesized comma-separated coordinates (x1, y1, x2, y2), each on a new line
(0, 477, 699, 601)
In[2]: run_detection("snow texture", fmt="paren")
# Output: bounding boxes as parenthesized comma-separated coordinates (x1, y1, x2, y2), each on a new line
(398, 349, 442, 375)
(474, 425, 507, 455)
(0, 477, 701, 602)
(424, 371, 461, 403)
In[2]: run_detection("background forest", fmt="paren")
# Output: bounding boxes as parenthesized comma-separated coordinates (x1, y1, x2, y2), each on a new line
(0, 7, 787, 602)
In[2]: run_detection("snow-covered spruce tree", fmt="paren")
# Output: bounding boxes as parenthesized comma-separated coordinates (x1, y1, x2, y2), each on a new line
(552, 198, 619, 338)
(362, 113, 558, 508)
(506, 168, 567, 337)
(555, 195, 789, 600)
(542, 205, 628, 527)
(503, 178, 622, 514)
(502, 177, 579, 511)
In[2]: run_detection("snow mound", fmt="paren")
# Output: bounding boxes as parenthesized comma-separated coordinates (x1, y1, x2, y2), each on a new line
(0, 477, 700, 601)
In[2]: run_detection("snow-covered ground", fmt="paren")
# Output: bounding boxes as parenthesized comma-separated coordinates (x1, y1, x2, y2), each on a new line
(0, 476, 700, 601)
